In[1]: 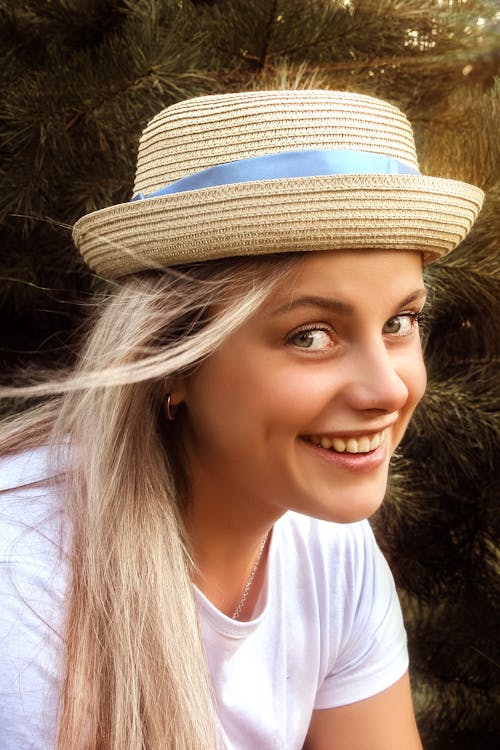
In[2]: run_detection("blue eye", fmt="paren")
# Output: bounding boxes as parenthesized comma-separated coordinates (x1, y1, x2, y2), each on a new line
(288, 326, 334, 351)
(384, 312, 423, 337)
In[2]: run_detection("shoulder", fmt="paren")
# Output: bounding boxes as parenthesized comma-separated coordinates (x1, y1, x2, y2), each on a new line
(274, 511, 405, 659)
(0, 445, 67, 748)
(0, 443, 68, 562)
(276, 511, 379, 569)
(273, 511, 393, 627)
(272, 515, 409, 713)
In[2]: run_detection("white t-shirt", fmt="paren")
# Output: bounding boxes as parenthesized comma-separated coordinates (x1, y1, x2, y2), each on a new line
(0, 447, 408, 749)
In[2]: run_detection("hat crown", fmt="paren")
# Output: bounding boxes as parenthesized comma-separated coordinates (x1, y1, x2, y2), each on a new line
(133, 90, 419, 197)
(73, 88, 484, 278)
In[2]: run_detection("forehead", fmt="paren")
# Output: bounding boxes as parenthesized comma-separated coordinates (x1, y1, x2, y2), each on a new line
(266, 250, 425, 309)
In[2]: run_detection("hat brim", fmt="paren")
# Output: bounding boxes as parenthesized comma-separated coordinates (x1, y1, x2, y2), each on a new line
(73, 173, 484, 279)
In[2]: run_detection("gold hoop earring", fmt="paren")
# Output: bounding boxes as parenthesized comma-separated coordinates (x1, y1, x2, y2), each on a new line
(166, 394, 176, 421)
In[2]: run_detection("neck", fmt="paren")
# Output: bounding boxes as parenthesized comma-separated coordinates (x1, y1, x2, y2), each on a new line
(190, 528, 271, 621)
(186, 489, 276, 620)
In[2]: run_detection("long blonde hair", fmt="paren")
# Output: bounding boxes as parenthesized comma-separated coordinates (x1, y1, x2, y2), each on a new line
(1, 254, 301, 750)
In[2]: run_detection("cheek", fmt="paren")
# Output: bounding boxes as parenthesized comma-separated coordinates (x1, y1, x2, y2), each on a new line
(254, 363, 346, 429)
(410, 353, 427, 406)
(390, 348, 426, 447)
(182, 361, 279, 453)
(399, 350, 427, 424)
(185, 361, 327, 452)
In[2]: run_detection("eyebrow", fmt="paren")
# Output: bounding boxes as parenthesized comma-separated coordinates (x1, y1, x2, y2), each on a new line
(270, 289, 428, 317)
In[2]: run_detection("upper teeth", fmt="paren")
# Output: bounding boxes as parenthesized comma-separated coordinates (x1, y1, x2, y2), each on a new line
(309, 432, 385, 454)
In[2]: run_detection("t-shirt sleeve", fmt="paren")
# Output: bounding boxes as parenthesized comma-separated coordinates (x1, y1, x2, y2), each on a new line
(0, 449, 66, 749)
(314, 520, 408, 709)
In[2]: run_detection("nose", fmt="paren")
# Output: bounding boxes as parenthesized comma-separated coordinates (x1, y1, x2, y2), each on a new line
(345, 342, 409, 414)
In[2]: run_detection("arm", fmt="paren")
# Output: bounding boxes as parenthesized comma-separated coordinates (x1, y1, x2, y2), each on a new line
(0, 450, 65, 748)
(304, 671, 423, 750)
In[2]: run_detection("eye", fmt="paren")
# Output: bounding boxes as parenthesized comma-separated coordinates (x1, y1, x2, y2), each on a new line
(384, 312, 424, 337)
(287, 325, 334, 351)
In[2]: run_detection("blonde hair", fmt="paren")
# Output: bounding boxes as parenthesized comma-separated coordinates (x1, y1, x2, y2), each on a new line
(1, 254, 302, 750)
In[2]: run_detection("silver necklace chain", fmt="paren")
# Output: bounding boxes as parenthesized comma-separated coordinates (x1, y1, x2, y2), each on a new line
(231, 533, 269, 620)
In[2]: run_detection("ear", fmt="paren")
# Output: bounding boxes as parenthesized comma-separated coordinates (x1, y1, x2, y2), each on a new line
(166, 375, 188, 408)
(164, 377, 189, 423)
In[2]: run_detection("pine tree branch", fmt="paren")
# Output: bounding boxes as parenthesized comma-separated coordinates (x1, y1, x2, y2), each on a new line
(290, 48, 498, 73)
(239, 0, 279, 70)
(63, 66, 175, 131)
(258, 0, 279, 70)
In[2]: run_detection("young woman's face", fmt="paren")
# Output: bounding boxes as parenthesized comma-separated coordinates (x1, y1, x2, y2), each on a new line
(177, 250, 427, 525)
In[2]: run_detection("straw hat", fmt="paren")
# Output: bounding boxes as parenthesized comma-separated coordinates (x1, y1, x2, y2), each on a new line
(73, 90, 484, 279)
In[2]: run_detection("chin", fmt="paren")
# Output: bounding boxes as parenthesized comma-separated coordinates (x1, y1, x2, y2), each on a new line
(332, 503, 383, 524)
(290, 489, 386, 525)
(323, 502, 384, 524)
(297, 474, 389, 524)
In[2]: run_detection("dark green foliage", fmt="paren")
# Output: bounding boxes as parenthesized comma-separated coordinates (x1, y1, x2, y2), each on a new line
(0, 0, 214, 373)
(1, 1, 499, 746)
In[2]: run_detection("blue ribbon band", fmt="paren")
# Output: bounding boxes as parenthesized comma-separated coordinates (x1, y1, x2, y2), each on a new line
(131, 149, 419, 201)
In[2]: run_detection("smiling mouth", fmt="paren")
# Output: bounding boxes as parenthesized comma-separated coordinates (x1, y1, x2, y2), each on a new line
(304, 431, 386, 454)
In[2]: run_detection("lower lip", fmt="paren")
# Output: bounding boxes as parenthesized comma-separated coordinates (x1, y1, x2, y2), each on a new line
(300, 437, 388, 473)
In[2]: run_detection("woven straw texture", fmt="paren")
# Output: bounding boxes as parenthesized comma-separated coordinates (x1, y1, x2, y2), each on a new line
(73, 90, 484, 278)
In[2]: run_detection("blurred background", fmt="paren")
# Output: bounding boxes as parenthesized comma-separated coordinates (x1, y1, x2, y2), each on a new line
(0, 1, 498, 747)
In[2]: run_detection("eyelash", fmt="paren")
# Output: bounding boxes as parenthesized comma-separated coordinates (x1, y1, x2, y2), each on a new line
(286, 311, 425, 351)
(384, 311, 426, 337)
(286, 324, 335, 351)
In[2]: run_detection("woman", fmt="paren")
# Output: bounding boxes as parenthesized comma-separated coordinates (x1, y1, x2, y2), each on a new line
(0, 90, 484, 749)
